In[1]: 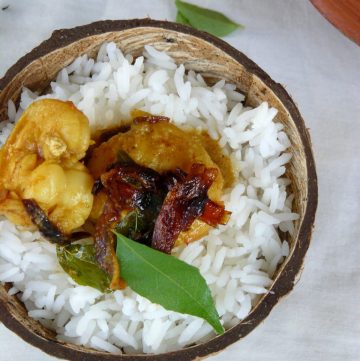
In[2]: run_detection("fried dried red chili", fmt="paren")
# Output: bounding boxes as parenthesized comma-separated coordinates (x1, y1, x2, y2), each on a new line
(152, 164, 225, 254)
(200, 200, 231, 227)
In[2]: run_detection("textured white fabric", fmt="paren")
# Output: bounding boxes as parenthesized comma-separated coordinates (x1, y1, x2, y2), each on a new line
(0, 0, 359, 360)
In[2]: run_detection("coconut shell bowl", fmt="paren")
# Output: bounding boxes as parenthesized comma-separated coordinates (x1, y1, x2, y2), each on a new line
(0, 19, 317, 361)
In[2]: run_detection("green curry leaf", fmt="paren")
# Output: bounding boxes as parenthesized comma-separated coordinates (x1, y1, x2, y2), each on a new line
(176, 11, 191, 26)
(175, 0, 243, 37)
(57, 244, 111, 292)
(115, 232, 224, 334)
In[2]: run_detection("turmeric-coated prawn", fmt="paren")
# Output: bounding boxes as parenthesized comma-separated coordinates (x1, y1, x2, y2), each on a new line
(0, 99, 93, 234)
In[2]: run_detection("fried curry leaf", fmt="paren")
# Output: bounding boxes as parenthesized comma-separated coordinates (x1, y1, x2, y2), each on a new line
(114, 200, 162, 247)
(115, 233, 224, 334)
(175, 0, 243, 37)
(23, 199, 69, 245)
(57, 244, 111, 292)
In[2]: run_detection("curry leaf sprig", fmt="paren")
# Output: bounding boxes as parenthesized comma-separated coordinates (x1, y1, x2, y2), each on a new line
(175, 0, 244, 37)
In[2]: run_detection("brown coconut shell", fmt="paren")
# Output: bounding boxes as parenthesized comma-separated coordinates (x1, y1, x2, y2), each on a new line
(0, 19, 317, 361)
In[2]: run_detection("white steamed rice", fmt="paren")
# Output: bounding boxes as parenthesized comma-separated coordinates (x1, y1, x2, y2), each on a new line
(0, 43, 298, 354)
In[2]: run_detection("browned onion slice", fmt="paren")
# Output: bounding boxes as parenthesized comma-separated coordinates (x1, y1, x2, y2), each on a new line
(152, 164, 221, 254)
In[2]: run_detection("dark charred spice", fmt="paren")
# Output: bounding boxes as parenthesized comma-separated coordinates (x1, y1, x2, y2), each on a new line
(100, 164, 163, 211)
(91, 179, 103, 194)
(22, 199, 69, 244)
(22, 199, 91, 244)
(161, 168, 187, 191)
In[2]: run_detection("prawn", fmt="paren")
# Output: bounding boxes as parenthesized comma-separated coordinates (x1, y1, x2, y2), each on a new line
(0, 99, 93, 234)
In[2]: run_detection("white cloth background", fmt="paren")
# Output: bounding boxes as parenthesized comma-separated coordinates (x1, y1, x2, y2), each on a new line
(0, 0, 359, 360)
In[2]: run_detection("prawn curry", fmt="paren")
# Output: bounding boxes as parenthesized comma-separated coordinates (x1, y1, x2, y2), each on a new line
(0, 99, 232, 290)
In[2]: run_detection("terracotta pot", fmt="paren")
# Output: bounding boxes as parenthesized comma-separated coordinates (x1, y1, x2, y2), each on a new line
(310, 0, 360, 45)
(0, 19, 317, 361)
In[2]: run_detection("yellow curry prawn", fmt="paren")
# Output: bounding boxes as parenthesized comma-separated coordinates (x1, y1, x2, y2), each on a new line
(0, 99, 94, 234)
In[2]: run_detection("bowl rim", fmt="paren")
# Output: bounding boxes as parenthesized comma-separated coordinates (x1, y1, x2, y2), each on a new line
(0, 18, 318, 361)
